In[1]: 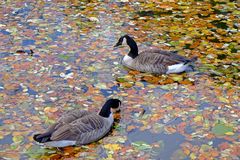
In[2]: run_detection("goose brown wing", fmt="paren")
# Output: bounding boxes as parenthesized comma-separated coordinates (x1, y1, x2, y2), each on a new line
(45, 110, 91, 133)
(141, 49, 191, 64)
(132, 51, 190, 73)
(130, 52, 166, 73)
(57, 110, 91, 125)
(50, 114, 107, 143)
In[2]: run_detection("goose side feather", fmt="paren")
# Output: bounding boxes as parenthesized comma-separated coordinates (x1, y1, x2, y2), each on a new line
(33, 99, 121, 147)
(115, 35, 197, 74)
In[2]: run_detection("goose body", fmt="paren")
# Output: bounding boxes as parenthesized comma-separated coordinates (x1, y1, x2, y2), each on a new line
(33, 99, 121, 147)
(114, 35, 197, 74)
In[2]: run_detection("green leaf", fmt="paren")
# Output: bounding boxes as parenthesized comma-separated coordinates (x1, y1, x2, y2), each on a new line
(233, 10, 240, 15)
(212, 122, 233, 136)
(26, 145, 56, 159)
(58, 54, 70, 60)
(171, 75, 183, 82)
(116, 77, 127, 83)
(132, 141, 152, 151)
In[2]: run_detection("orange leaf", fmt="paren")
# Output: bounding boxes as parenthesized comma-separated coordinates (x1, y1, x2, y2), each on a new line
(211, 150, 219, 157)
(127, 125, 136, 132)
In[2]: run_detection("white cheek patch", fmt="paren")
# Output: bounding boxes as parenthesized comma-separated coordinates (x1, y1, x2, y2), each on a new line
(122, 37, 127, 46)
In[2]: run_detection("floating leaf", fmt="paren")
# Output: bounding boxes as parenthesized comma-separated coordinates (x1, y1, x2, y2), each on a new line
(121, 82, 133, 88)
(44, 107, 58, 113)
(58, 54, 70, 60)
(194, 115, 203, 122)
(212, 122, 234, 136)
(116, 77, 126, 83)
(104, 144, 121, 151)
(132, 141, 152, 151)
(127, 125, 136, 132)
(0, 0, 239, 159)
(225, 132, 234, 136)
(190, 153, 197, 159)
(87, 66, 96, 72)
(218, 97, 230, 103)
(13, 135, 24, 144)
(26, 145, 56, 159)
(171, 75, 183, 82)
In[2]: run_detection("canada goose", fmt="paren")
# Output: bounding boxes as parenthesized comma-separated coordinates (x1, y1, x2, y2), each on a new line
(114, 35, 197, 74)
(33, 99, 121, 147)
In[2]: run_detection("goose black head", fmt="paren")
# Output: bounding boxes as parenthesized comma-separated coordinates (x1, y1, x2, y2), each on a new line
(99, 99, 122, 118)
(114, 35, 125, 47)
(114, 35, 138, 59)
(114, 35, 134, 47)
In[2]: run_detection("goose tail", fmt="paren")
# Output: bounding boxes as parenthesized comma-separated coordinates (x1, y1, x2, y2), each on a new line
(184, 56, 198, 65)
(33, 132, 52, 143)
(190, 56, 198, 62)
(167, 56, 198, 74)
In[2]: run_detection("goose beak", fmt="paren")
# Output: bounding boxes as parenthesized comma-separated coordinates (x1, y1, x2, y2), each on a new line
(114, 42, 122, 48)
(113, 44, 124, 51)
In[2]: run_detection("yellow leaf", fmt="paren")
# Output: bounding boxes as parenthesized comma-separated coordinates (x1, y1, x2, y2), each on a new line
(190, 153, 196, 160)
(188, 27, 195, 31)
(104, 144, 121, 151)
(105, 157, 114, 160)
(44, 107, 58, 113)
(13, 135, 24, 143)
(87, 66, 96, 72)
(170, 26, 178, 30)
(203, 121, 209, 128)
(0, 108, 4, 113)
(194, 115, 203, 122)
(127, 125, 136, 132)
(121, 82, 133, 88)
(70, 0, 79, 6)
(225, 132, 234, 136)
(219, 97, 229, 103)
(135, 82, 144, 87)
(171, 75, 183, 82)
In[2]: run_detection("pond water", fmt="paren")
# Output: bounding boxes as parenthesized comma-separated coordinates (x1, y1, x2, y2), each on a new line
(0, 0, 239, 159)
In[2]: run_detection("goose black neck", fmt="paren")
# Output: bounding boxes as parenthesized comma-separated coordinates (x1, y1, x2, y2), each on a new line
(99, 103, 111, 118)
(124, 35, 138, 59)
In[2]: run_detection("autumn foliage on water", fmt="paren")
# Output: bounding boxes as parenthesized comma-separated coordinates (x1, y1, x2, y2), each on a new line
(0, 0, 239, 159)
